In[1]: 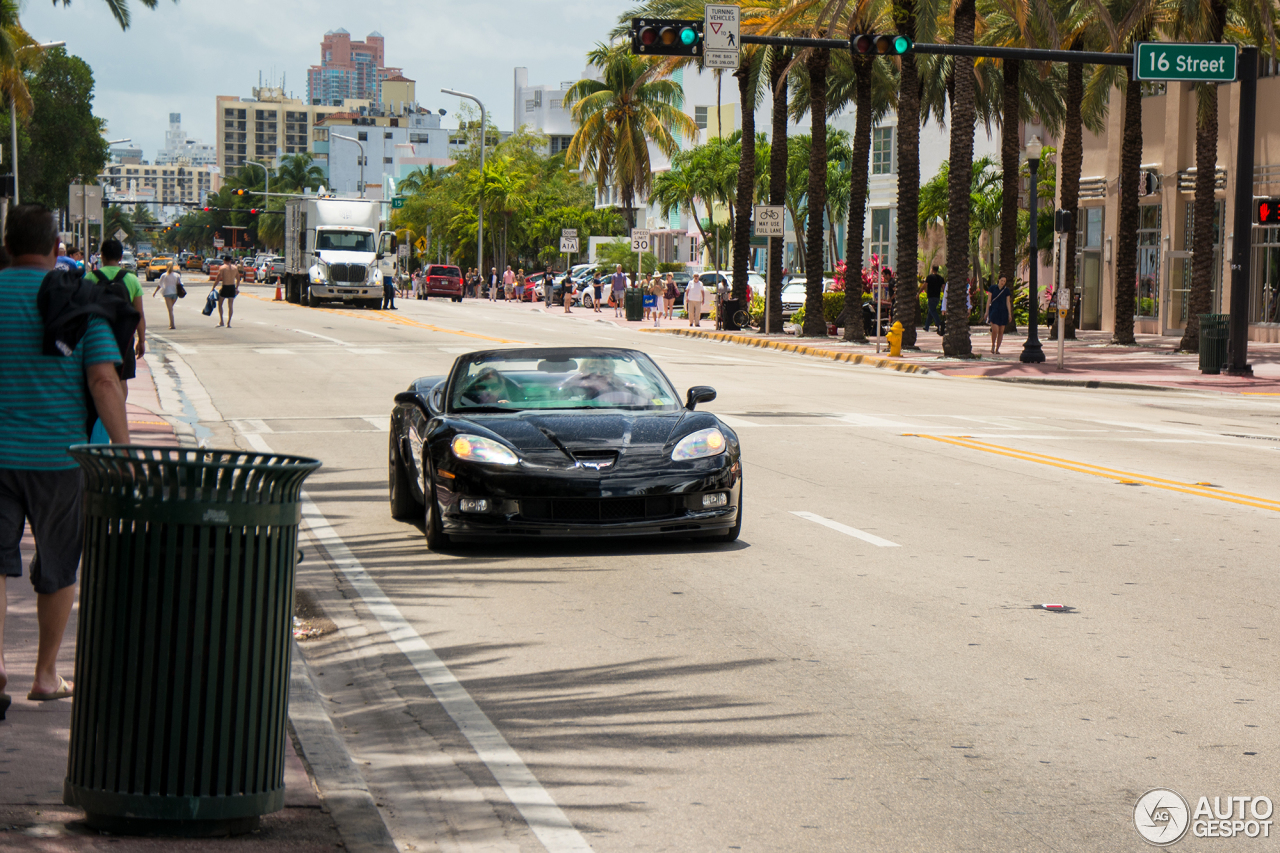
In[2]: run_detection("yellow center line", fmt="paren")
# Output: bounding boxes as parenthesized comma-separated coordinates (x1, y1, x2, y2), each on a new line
(241, 293, 524, 344)
(907, 433, 1280, 513)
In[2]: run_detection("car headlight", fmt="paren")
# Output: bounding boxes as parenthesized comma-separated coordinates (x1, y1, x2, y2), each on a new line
(671, 427, 727, 461)
(451, 435, 518, 465)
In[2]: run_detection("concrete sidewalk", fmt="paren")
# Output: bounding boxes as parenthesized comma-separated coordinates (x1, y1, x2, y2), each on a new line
(0, 355, 364, 851)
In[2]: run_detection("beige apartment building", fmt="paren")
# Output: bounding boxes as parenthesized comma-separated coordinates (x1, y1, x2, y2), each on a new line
(1074, 66, 1280, 342)
(215, 86, 371, 176)
(100, 161, 215, 207)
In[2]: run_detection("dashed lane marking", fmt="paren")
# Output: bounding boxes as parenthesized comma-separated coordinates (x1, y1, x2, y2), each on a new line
(790, 511, 900, 547)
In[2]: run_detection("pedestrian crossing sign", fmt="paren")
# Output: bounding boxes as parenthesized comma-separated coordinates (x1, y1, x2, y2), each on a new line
(415, 237, 428, 254)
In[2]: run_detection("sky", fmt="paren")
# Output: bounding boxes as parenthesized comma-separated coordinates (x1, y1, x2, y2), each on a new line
(22, 0, 630, 161)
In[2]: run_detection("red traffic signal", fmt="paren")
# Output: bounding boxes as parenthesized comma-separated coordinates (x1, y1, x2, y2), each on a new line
(249, 208, 259, 215)
(851, 34, 913, 55)
(1258, 198, 1280, 225)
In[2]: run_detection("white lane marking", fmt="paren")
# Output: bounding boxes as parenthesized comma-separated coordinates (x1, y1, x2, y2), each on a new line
(244, 431, 595, 853)
(790, 511, 900, 547)
(149, 333, 195, 355)
(230, 418, 273, 434)
(715, 414, 766, 429)
(362, 416, 390, 432)
(348, 348, 390, 355)
(833, 413, 923, 429)
(253, 348, 298, 355)
(1094, 420, 1212, 436)
(292, 328, 350, 346)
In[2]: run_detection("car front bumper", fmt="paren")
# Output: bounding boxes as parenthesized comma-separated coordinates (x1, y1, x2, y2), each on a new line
(311, 284, 380, 300)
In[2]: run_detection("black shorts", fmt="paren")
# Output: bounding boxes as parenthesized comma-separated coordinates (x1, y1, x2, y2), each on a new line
(0, 468, 84, 594)
(219, 285, 237, 300)
(117, 343, 137, 381)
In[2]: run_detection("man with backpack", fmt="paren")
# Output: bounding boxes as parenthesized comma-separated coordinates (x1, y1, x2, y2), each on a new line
(84, 239, 146, 400)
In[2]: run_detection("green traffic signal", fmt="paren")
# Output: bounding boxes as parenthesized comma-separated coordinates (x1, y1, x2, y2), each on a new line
(680, 26, 697, 46)
(851, 33, 913, 56)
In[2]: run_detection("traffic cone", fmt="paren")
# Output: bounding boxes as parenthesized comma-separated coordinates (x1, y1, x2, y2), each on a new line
(274, 284, 282, 301)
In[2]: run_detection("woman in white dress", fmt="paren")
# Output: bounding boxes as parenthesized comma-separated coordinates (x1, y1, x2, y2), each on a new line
(153, 261, 182, 329)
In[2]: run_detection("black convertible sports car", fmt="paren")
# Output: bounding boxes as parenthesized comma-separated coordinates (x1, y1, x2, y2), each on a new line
(388, 347, 742, 548)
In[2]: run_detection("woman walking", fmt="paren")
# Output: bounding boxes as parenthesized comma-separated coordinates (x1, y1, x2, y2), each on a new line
(591, 270, 603, 313)
(663, 273, 677, 320)
(985, 275, 1012, 354)
(152, 260, 182, 329)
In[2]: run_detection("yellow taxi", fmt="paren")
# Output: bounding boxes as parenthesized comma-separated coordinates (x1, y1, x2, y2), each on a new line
(146, 255, 175, 281)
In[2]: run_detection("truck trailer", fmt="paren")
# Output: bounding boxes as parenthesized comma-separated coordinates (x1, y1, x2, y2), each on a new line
(282, 197, 397, 308)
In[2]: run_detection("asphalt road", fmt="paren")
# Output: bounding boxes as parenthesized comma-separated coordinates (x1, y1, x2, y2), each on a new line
(147, 285, 1280, 852)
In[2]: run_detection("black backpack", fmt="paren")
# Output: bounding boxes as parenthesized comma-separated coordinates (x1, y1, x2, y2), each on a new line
(38, 267, 140, 362)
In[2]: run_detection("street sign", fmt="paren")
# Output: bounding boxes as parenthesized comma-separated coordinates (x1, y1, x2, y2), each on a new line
(397, 244, 409, 258)
(415, 236, 428, 254)
(392, 197, 405, 209)
(212, 237, 224, 248)
(561, 228, 578, 239)
(704, 4, 739, 50)
(705, 49, 740, 69)
(1257, 198, 1280, 225)
(1134, 42, 1237, 82)
(560, 236, 579, 253)
(631, 228, 651, 252)
(753, 205, 785, 238)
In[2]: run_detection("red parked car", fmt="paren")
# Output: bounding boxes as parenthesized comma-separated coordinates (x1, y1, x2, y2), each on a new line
(419, 264, 464, 302)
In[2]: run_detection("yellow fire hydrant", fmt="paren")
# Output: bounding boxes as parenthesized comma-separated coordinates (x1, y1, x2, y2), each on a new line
(887, 321, 904, 357)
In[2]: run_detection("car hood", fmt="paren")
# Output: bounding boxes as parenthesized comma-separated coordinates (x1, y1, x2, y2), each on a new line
(456, 410, 716, 469)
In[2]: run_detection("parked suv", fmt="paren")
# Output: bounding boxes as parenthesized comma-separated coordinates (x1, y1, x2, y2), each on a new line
(419, 264, 464, 301)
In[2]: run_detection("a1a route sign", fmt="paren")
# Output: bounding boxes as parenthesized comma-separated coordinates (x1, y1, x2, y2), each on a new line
(1134, 42, 1237, 82)
(560, 236, 580, 253)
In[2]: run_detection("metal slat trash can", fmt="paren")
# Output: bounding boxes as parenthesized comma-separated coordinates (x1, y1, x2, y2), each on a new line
(625, 286, 644, 321)
(64, 446, 321, 836)
(1198, 314, 1230, 374)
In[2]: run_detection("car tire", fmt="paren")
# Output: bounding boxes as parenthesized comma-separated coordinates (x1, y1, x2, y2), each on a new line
(307, 288, 320, 308)
(713, 486, 743, 543)
(423, 462, 452, 552)
(389, 433, 423, 520)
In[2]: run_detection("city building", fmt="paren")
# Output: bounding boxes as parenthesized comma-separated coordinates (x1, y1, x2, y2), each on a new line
(513, 68, 575, 156)
(307, 29, 403, 107)
(1073, 69, 1280, 342)
(156, 113, 217, 167)
(100, 161, 216, 218)
(215, 86, 371, 176)
(110, 145, 143, 165)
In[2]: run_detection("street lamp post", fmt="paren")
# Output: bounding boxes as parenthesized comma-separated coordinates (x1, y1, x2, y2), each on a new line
(441, 88, 485, 272)
(10, 40, 65, 205)
(1020, 135, 1046, 364)
(331, 134, 364, 197)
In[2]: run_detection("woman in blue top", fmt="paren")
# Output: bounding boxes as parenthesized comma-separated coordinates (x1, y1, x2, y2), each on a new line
(985, 275, 1012, 354)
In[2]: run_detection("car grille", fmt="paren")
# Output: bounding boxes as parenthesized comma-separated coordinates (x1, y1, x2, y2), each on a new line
(519, 496, 680, 524)
(329, 263, 367, 283)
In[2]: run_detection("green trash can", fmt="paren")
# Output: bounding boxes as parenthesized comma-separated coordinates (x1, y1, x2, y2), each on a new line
(1198, 313, 1230, 374)
(63, 446, 321, 836)
(625, 286, 644, 321)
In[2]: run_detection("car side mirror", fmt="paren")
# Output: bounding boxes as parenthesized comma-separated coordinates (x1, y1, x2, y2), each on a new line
(686, 386, 716, 410)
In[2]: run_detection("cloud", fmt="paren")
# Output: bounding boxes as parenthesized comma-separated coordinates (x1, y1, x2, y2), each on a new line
(22, 0, 628, 160)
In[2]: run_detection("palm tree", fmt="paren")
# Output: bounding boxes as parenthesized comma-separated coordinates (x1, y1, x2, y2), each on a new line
(102, 204, 134, 241)
(731, 49, 762, 302)
(51, 0, 171, 30)
(649, 155, 716, 253)
(837, 50, 877, 342)
(396, 165, 435, 196)
(800, 44, 831, 337)
(275, 152, 325, 193)
(767, 46, 793, 332)
(944, 0, 980, 356)
(564, 43, 698, 232)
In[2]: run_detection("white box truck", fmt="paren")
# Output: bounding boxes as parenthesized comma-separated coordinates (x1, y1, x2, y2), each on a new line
(282, 197, 397, 308)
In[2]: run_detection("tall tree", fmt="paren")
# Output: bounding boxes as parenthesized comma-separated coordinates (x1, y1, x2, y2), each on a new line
(801, 45, 831, 336)
(732, 50, 760, 303)
(944, 0, 980, 356)
(565, 43, 698, 232)
(52, 0, 171, 30)
(841, 54, 875, 342)
(893, 0, 925, 349)
(22, 48, 108, 210)
(767, 46, 791, 333)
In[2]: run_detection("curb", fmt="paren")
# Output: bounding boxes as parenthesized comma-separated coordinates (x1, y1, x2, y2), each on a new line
(960, 374, 1195, 393)
(289, 639, 400, 853)
(640, 327, 933, 374)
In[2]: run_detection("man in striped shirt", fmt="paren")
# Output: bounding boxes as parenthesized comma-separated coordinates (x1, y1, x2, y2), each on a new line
(0, 205, 130, 709)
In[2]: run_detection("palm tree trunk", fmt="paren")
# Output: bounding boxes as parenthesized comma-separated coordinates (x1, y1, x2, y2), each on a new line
(944, 0, 978, 357)
(732, 57, 756, 304)
(1057, 49, 1083, 340)
(1113, 75, 1142, 345)
(842, 55, 874, 342)
(802, 47, 831, 337)
(999, 57, 1020, 334)
(893, 0, 921, 349)
(623, 183, 637, 233)
(768, 49, 789, 333)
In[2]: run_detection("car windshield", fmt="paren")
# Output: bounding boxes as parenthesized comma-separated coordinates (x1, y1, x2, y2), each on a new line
(450, 351, 682, 413)
(316, 230, 374, 252)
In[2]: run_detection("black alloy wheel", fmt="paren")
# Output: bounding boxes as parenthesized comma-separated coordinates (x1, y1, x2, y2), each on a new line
(389, 434, 422, 520)
(423, 462, 452, 551)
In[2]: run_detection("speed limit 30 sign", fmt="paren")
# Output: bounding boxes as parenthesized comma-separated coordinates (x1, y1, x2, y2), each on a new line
(631, 228, 651, 251)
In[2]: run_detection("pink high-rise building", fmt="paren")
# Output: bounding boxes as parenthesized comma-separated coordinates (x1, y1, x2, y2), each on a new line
(307, 29, 404, 106)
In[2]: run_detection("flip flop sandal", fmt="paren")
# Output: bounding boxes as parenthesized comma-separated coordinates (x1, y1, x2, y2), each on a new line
(28, 676, 73, 702)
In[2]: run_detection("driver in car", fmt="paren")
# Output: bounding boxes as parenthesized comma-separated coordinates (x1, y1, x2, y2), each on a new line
(461, 368, 512, 405)
(560, 358, 647, 405)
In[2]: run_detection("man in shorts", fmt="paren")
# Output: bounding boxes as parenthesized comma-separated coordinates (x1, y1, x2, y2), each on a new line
(84, 239, 146, 400)
(0, 204, 130, 709)
(216, 257, 242, 327)
(610, 265, 627, 318)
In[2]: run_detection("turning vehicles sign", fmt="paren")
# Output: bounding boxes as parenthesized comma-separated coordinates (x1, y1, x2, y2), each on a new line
(704, 4, 740, 69)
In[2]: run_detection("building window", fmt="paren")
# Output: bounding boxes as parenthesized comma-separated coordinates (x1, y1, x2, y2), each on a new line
(409, 132, 429, 144)
(357, 131, 368, 141)
(313, 128, 329, 142)
(694, 106, 708, 130)
(384, 131, 393, 139)
(871, 127, 894, 175)
(869, 208, 892, 267)
(1252, 225, 1280, 322)
(383, 157, 393, 164)
(1136, 204, 1161, 318)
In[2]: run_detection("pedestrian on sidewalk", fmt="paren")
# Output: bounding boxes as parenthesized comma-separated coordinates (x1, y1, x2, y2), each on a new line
(381, 270, 397, 310)
(489, 267, 499, 301)
(152, 260, 182, 330)
(591, 270, 603, 313)
(544, 269, 555, 308)
(985, 275, 1012, 354)
(610, 265, 627, 318)
(213, 256, 240, 327)
(563, 273, 576, 313)
(84, 239, 146, 399)
(685, 276, 706, 327)
(923, 266, 945, 332)
(0, 204, 131, 717)
(647, 274, 664, 324)
(663, 273, 677, 320)
(503, 266, 515, 301)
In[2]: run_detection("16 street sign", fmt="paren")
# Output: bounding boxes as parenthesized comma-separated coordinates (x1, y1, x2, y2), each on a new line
(1134, 42, 1237, 82)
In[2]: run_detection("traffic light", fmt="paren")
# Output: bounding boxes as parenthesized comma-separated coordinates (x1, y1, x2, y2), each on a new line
(235, 188, 246, 196)
(850, 34, 913, 55)
(631, 18, 703, 57)
(249, 209, 259, 215)
(1257, 198, 1280, 225)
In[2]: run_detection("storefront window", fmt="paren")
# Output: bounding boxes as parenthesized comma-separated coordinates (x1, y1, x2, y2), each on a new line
(1251, 226, 1280, 323)
(1136, 204, 1161, 318)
